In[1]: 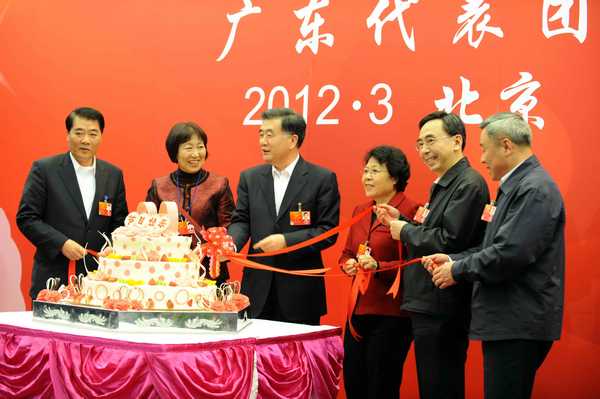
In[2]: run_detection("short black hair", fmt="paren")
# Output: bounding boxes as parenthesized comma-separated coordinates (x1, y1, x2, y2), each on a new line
(364, 145, 411, 192)
(165, 122, 208, 163)
(65, 107, 105, 132)
(261, 108, 306, 148)
(418, 111, 466, 150)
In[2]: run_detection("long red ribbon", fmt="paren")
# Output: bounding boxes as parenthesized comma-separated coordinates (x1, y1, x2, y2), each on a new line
(243, 207, 372, 257)
(225, 255, 330, 276)
(69, 238, 423, 342)
(195, 205, 424, 340)
(68, 208, 421, 342)
(198, 207, 372, 278)
(346, 268, 371, 340)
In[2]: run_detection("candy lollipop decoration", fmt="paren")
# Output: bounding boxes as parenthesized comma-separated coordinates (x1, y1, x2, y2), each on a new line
(230, 281, 250, 311)
(36, 278, 62, 302)
(64, 274, 85, 303)
(208, 286, 227, 312)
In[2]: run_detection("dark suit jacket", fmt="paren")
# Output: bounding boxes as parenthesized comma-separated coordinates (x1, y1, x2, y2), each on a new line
(16, 152, 128, 299)
(452, 156, 565, 341)
(339, 192, 419, 316)
(400, 157, 490, 316)
(228, 156, 340, 320)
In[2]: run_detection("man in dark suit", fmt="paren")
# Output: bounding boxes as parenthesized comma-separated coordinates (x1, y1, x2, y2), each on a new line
(17, 107, 128, 300)
(428, 112, 565, 399)
(228, 108, 340, 325)
(376, 111, 490, 399)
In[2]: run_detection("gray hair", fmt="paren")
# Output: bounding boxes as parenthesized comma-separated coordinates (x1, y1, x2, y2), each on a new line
(480, 112, 532, 146)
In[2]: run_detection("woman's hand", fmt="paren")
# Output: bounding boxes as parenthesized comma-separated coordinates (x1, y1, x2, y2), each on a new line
(357, 254, 378, 271)
(342, 258, 359, 276)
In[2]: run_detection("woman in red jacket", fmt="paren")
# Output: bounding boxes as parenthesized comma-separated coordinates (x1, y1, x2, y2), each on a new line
(340, 145, 419, 399)
(146, 122, 234, 285)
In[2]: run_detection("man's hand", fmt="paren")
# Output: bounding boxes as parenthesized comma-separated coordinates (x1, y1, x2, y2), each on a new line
(61, 239, 87, 261)
(342, 258, 358, 276)
(389, 220, 407, 240)
(432, 261, 457, 289)
(357, 254, 378, 271)
(422, 253, 451, 274)
(374, 204, 400, 226)
(253, 234, 287, 252)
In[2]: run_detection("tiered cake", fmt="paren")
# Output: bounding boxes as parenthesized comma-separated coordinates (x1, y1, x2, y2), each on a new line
(80, 201, 217, 310)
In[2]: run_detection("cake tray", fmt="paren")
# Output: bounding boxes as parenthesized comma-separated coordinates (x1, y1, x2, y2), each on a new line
(32, 300, 251, 332)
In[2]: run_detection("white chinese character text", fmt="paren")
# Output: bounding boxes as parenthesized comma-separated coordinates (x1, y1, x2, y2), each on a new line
(216, 0, 262, 62)
(542, 0, 587, 43)
(453, 0, 504, 48)
(500, 72, 544, 129)
(434, 76, 482, 125)
(294, 0, 334, 55)
(367, 0, 419, 52)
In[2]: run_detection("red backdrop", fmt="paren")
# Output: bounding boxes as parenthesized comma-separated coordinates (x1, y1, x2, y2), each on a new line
(0, 1, 598, 397)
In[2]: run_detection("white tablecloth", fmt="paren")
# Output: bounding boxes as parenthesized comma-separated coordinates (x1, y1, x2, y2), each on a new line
(0, 311, 337, 344)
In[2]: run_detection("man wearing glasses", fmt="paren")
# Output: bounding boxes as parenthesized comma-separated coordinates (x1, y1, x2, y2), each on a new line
(376, 110, 489, 399)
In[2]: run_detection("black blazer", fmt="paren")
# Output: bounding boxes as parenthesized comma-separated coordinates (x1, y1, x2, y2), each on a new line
(228, 157, 340, 320)
(16, 152, 128, 299)
(400, 157, 490, 316)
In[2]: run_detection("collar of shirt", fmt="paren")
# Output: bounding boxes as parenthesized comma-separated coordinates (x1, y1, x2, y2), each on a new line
(500, 158, 527, 186)
(272, 154, 300, 179)
(436, 157, 469, 188)
(428, 157, 470, 204)
(69, 152, 96, 176)
(497, 155, 539, 199)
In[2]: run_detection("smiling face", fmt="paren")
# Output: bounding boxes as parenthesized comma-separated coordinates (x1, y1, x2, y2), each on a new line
(416, 119, 463, 176)
(67, 116, 102, 166)
(177, 134, 206, 173)
(362, 157, 397, 203)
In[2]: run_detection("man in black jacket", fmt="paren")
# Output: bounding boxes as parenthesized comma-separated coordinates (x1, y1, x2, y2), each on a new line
(17, 107, 128, 300)
(428, 112, 565, 399)
(228, 108, 340, 325)
(377, 111, 489, 399)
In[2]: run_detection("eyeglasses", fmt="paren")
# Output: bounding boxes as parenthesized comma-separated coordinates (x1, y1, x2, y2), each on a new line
(415, 135, 456, 151)
(363, 168, 385, 176)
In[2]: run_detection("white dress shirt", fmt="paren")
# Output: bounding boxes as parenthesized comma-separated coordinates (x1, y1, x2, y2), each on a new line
(70, 153, 96, 219)
(272, 155, 300, 216)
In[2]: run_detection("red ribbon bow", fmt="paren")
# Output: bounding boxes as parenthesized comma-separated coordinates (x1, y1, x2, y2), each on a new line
(200, 227, 236, 279)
